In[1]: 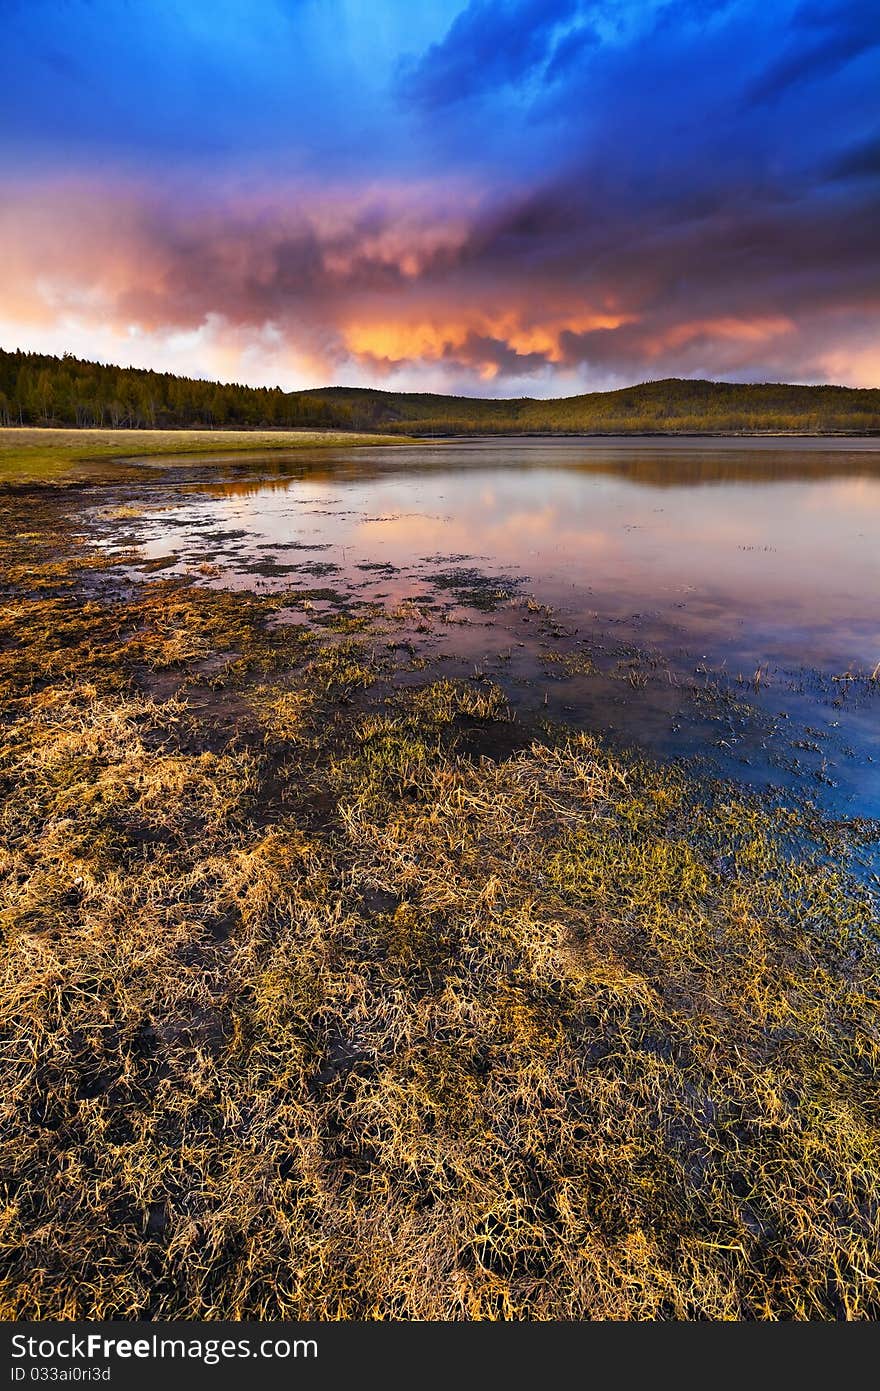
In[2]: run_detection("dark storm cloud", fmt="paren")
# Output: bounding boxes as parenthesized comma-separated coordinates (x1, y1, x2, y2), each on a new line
(396, 0, 588, 109)
(747, 0, 880, 103)
(828, 132, 880, 180)
(544, 23, 601, 81)
(445, 331, 549, 377)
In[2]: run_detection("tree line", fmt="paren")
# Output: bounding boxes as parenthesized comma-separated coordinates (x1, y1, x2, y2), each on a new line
(0, 349, 350, 430)
(2, 347, 878, 435)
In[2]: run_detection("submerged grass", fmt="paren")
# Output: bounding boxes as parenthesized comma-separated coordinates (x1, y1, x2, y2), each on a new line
(0, 481, 878, 1320)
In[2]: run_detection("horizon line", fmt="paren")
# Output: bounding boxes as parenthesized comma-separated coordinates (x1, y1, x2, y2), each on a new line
(0, 345, 875, 403)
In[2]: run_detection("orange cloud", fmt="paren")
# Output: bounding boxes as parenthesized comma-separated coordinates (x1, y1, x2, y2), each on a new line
(646, 316, 795, 354)
(343, 310, 636, 367)
(0, 175, 877, 393)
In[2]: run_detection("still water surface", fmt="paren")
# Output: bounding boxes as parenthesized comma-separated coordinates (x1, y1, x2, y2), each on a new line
(133, 437, 880, 819)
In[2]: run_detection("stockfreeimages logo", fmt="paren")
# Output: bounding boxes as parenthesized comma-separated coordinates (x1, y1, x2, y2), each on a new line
(10, 1334, 317, 1370)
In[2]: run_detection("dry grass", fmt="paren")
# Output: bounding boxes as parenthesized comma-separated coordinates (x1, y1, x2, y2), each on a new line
(0, 428, 410, 485)
(0, 484, 878, 1320)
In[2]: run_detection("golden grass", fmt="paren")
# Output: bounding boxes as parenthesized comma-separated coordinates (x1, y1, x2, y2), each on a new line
(0, 428, 410, 484)
(0, 485, 878, 1320)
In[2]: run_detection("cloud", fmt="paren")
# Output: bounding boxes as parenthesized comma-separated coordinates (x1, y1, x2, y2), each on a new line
(1, 166, 878, 392)
(747, 0, 880, 103)
(828, 132, 880, 181)
(544, 22, 600, 81)
(396, 0, 586, 109)
(1, 1, 878, 392)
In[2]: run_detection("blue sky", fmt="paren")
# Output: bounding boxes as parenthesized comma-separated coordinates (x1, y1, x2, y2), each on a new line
(1, 0, 877, 393)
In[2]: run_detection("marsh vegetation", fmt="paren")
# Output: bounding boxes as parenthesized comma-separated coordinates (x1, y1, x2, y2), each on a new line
(0, 442, 878, 1320)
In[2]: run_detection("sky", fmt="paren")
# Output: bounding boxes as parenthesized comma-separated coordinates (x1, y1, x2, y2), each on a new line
(0, 0, 878, 396)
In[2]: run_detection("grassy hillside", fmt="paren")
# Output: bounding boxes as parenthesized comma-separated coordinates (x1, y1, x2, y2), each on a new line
(2, 347, 878, 435)
(302, 378, 880, 435)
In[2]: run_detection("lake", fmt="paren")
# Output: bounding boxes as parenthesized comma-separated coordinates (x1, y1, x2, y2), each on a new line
(128, 436, 880, 822)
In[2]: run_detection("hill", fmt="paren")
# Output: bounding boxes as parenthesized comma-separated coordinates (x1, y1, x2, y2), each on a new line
(1, 347, 878, 435)
(301, 379, 880, 435)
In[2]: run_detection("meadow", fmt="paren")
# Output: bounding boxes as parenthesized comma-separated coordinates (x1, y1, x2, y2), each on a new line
(0, 427, 407, 485)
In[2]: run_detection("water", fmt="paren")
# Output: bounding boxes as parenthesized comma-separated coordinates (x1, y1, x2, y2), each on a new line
(127, 437, 880, 820)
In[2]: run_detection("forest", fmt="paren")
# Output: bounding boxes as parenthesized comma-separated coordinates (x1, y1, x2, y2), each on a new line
(0, 349, 346, 431)
(2, 347, 879, 435)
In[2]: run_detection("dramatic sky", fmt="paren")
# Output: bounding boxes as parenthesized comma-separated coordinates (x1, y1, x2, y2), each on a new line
(1, 0, 878, 395)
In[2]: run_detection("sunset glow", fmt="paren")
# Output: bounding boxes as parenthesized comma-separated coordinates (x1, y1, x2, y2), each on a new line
(1, 1, 878, 394)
